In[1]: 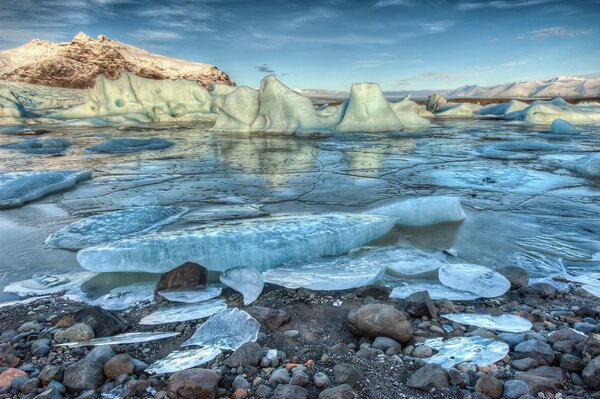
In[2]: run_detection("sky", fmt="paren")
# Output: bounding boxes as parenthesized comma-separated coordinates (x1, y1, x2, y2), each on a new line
(1, 0, 599, 91)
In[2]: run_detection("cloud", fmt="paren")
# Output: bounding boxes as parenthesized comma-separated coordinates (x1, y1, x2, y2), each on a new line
(129, 30, 183, 41)
(374, 0, 413, 7)
(516, 26, 593, 39)
(420, 21, 455, 34)
(394, 71, 461, 87)
(284, 7, 337, 29)
(256, 64, 276, 74)
(457, 0, 558, 10)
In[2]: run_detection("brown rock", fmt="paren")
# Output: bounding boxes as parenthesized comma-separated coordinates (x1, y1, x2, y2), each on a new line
(348, 304, 412, 343)
(0, 343, 20, 368)
(246, 306, 290, 332)
(63, 359, 106, 392)
(232, 388, 248, 399)
(52, 306, 127, 337)
(154, 262, 207, 302)
(103, 354, 134, 379)
(515, 366, 564, 394)
(475, 374, 503, 399)
(582, 355, 600, 390)
(168, 368, 219, 399)
(0, 368, 27, 388)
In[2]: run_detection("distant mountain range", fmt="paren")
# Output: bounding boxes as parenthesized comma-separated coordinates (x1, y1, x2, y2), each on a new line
(0, 32, 233, 89)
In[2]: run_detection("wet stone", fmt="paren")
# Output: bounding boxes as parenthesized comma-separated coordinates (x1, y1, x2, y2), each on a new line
(407, 364, 449, 390)
(332, 363, 364, 385)
(474, 374, 503, 399)
(318, 383, 357, 399)
(502, 380, 531, 399)
(271, 384, 307, 399)
(514, 339, 555, 365)
(497, 266, 529, 290)
(63, 360, 105, 393)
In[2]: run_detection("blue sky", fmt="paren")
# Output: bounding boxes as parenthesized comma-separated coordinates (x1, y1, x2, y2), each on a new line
(1, 0, 599, 91)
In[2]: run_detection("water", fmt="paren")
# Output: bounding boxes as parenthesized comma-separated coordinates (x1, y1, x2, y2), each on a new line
(0, 119, 599, 301)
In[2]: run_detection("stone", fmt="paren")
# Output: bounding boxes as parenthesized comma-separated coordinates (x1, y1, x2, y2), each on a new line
(33, 345, 51, 357)
(332, 363, 364, 385)
(407, 364, 449, 390)
(0, 368, 27, 388)
(582, 355, 600, 389)
(272, 384, 308, 399)
(10, 375, 27, 391)
(63, 360, 105, 392)
(268, 368, 290, 384)
(52, 307, 127, 337)
(39, 365, 64, 384)
(54, 323, 95, 343)
(371, 337, 400, 351)
(290, 371, 310, 387)
(103, 354, 134, 379)
(502, 380, 531, 399)
(231, 388, 248, 399)
(154, 262, 208, 301)
(355, 285, 391, 298)
(413, 346, 433, 358)
(255, 384, 272, 398)
(517, 283, 557, 299)
(514, 339, 555, 365)
(167, 369, 219, 399)
(85, 346, 115, 365)
(475, 374, 503, 399)
(511, 357, 538, 371)
(347, 304, 413, 343)
(559, 354, 584, 372)
(74, 389, 97, 399)
(245, 306, 290, 332)
(313, 372, 330, 388)
(405, 291, 437, 318)
(447, 368, 467, 387)
(132, 358, 148, 375)
(496, 333, 524, 347)
(21, 378, 41, 394)
(33, 388, 65, 399)
(497, 266, 529, 290)
(31, 339, 51, 353)
(232, 375, 250, 391)
(225, 342, 262, 368)
(583, 333, 600, 361)
(573, 321, 597, 335)
(18, 320, 44, 332)
(0, 343, 20, 368)
(515, 366, 564, 394)
(318, 383, 357, 399)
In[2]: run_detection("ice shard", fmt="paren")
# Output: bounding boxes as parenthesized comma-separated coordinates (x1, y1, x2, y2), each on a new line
(442, 313, 532, 333)
(210, 86, 259, 133)
(146, 347, 222, 374)
(0, 138, 71, 155)
(77, 213, 396, 273)
(3, 272, 96, 297)
(158, 285, 222, 303)
(66, 282, 155, 310)
(423, 336, 509, 368)
(0, 170, 92, 209)
(220, 267, 264, 305)
(57, 332, 180, 348)
(565, 153, 600, 178)
(438, 264, 511, 298)
(86, 138, 174, 153)
(46, 206, 187, 250)
(549, 119, 580, 134)
(368, 196, 466, 227)
(182, 308, 260, 350)
(140, 298, 227, 325)
(390, 283, 480, 301)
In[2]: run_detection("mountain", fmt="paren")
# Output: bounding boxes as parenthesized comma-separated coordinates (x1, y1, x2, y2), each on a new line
(0, 32, 234, 89)
(448, 75, 600, 99)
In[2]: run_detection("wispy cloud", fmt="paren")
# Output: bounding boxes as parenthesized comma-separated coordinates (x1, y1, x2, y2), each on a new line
(516, 26, 593, 39)
(420, 21, 455, 34)
(284, 7, 337, 29)
(374, 0, 413, 7)
(256, 64, 276, 74)
(129, 30, 183, 41)
(457, 0, 558, 11)
(394, 71, 461, 87)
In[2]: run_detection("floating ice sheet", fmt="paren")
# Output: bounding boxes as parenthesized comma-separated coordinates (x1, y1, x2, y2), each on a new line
(442, 313, 532, 332)
(46, 206, 187, 250)
(382, 247, 448, 277)
(390, 283, 480, 301)
(140, 298, 227, 325)
(368, 196, 466, 227)
(439, 264, 511, 298)
(4, 272, 97, 297)
(182, 308, 260, 350)
(423, 336, 509, 368)
(0, 138, 71, 154)
(66, 282, 155, 310)
(183, 205, 266, 223)
(57, 332, 180, 348)
(158, 285, 222, 303)
(565, 153, 600, 178)
(220, 267, 264, 305)
(146, 346, 222, 374)
(582, 285, 600, 298)
(86, 138, 174, 153)
(477, 100, 528, 117)
(77, 213, 396, 273)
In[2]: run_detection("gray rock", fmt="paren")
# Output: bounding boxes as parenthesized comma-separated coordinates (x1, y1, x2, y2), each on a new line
(63, 360, 105, 393)
(502, 380, 531, 399)
(515, 366, 564, 394)
(583, 333, 600, 361)
(313, 372, 330, 388)
(33, 345, 51, 357)
(347, 304, 412, 343)
(290, 371, 310, 387)
(475, 374, 503, 399)
(52, 307, 127, 338)
(582, 355, 600, 390)
(21, 378, 41, 394)
(39, 365, 64, 384)
(47, 381, 65, 393)
(32, 388, 64, 399)
(167, 368, 219, 399)
(412, 346, 433, 358)
(54, 324, 94, 343)
(246, 306, 290, 332)
(497, 266, 528, 290)
(103, 354, 134, 380)
(269, 368, 290, 384)
(371, 336, 400, 351)
(272, 384, 307, 399)
(355, 285, 391, 298)
(496, 333, 524, 347)
(18, 320, 44, 333)
(573, 322, 597, 335)
(85, 346, 115, 365)
(255, 384, 272, 398)
(318, 383, 357, 399)
(31, 339, 51, 353)
(514, 339, 555, 365)
(74, 389, 97, 399)
(11, 376, 28, 391)
(405, 291, 437, 318)
(406, 364, 449, 390)
(232, 375, 250, 391)
(447, 368, 467, 387)
(511, 357, 538, 371)
(225, 342, 262, 368)
(517, 283, 557, 299)
(559, 354, 584, 372)
(332, 363, 364, 385)
(465, 328, 496, 339)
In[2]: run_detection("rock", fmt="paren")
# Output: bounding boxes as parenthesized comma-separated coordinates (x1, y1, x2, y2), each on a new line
(63, 360, 105, 392)
(497, 266, 528, 290)
(517, 283, 556, 299)
(447, 368, 467, 387)
(0, 330, 16, 344)
(290, 371, 310, 387)
(318, 384, 357, 399)
(232, 375, 250, 391)
(573, 321, 597, 335)
(582, 355, 600, 389)
(413, 346, 433, 358)
(224, 342, 262, 368)
(54, 323, 95, 343)
(168, 369, 219, 399)
(31, 339, 51, 353)
(231, 388, 248, 399)
(33, 344, 51, 357)
(347, 304, 412, 343)
(33, 388, 65, 399)
(583, 333, 600, 361)
(515, 366, 564, 394)
(511, 357, 539, 371)
(332, 363, 364, 385)
(497, 333, 524, 347)
(283, 329, 300, 338)
(10, 375, 27, 391)
(85, 346, 115, 365)
(154, 262, 208, 301)
(74, 389, 97, 399)
(371, 336, 400, 351)
(559, 354, 584, 372)
(52, 307, 127, 337)
(246, 306, 290, 332)
(39, 365, 64, 384)
(406, 364, 449, 390)
(313, 372, 330, 388)
(355, 285, 391, 298)
(465, 328, 496, 339)
(475, 374, 503, 399)
(21, 378, 41, 394)
(0, 343, 20, 368)
(268, 368, 290, 384)
(502, 380, 531, 399)
(255, 384, 272, 398)
(405, 291, 437, 318)
(513, 339, 555, 365)
(272, 384, 307, 399)
(0, 368, 27, 388)
(103, 354, 134, 379)
(18, 320, 44, 332)
(132, 359, 148, 375)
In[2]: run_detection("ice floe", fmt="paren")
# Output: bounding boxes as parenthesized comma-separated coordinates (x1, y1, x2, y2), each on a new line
(66, 282, 155, 310)
(436, 103, 481, 118)
(518, 98, 600, 124)
(368, 196, 466, 227)
(0, 138, 71, 154)
(158, 285, 222, 303)
(477, 100, 528, 117)
(182, 308, 260, 350)
(140, 298, 227, 325)
(182, 205, 266, 223)
(382, 248, 449, 277)
(426, 93, 447, 113)
(389, 283, 480, 301)
(3, 272, 96, 297)
(57, 332, 180, 348)
(549, 119, 580, 134)
(146, 347, 222, 374)
(564, 153, 600, 178)
(86, 138, 174, 153)
(442, 313, 532, 332)
(438, 264, 511, 298)
(478, 141, 562, 160)
(220, 267, 264, 306)
(423, 336, 509, 368)
(46, 206, 187, 250)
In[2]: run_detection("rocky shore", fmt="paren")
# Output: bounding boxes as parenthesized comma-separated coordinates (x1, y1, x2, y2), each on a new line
(1, 264, 599, 399)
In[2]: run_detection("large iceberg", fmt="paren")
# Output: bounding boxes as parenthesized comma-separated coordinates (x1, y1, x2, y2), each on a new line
(367, 196, 466, 227)
(0, 138, 71, 155)
(0, 170, 92, 208)
(438, 264, 511, 298)
(211, 86, 259, 133)
(518, 98, 600, 124)
(77, 213, 396, 273)
(477, 100, 528, 117)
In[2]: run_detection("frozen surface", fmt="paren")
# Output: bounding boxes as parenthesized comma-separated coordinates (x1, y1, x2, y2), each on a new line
(146, 347, 222, 374)
(140, 298, 227, 325)
(518, 98, 600, 124)
(0, 138, 71, 154)
(390, 283, 480, 301)
(158, 285, 222, 303)
(549, 119, 580, 134)
(77, 213, 396, 273)
(183, 205, 266, 223)
(182, 308, 260, 350)
(477, 100, 528, 117)
(564, 153, 600, 178)
(86, 138, 174, 153)
(220, 267, 264, 305)
(478, 141, 561, 160)
(439, 264, 511, 298)
(582, 284, 600, 298)
(46, 206, 186, 250)
(4, 272, 96, 297)
(0, 170, 91, 208)
(442, 313, 532, 332)
(368, 196, 466, 227)
(57, 332, 180, 348)
(423, 336, 509, 368)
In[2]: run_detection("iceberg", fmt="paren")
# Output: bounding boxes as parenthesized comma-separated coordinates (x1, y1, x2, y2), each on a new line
(3, 272, 96, 297)
(0, 86, 26, 125)
(0, 138, 71, 154)
(564, 153, 600, 178)
(549, 119, 580, 134)
(220, 267, 264, 306)
(442, 313, 532, 333)
(140, 298, 227, 325)
(57, 332, 180, 348)
(158, 285, 222, 303)
(435, 103, 481, 118)
(423, 336, 509, 369)
(211, 86, 259, 133)
(388, 96, 431, 129)
(182, 308, 260, 350)
(77, 213, 396, 273)
(438, 264, 510, 298)
(426, 93, 447, 113)
(0, 170, 92, 208)
(146, 347, 222, 374)
(390, 283, 480, 301)
(46, 206, 187, 250)
(518, 98, 600, 124)
(86, 138, 174, 153)
(477, 100, 528, 117)
(367, 196, 466, 227)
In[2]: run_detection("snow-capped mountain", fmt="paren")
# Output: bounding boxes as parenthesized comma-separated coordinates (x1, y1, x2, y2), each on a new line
(448, 75, 600, 98)
(0, 32, 234, 89)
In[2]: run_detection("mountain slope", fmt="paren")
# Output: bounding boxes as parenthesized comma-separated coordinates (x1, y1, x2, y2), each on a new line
(0, 32, 234, 89)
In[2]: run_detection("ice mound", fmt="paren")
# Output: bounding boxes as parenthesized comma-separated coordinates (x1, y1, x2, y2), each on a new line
(158, 285, 222, 303)
(423, 336, 509, 369)
(77, 213, 396, 273)
(183, 205, 267, 223)
(435, 103, 481, 118)
(3, 272, 96, 297)
(220, 267, 264, 305)
(426, 93, 447, 113)
(46, 206, 187, 250)
(140, 298, 227, 325)
(86, 138, 174, 153)
(477, 100, 528, 117)
(389, 96, 431, 129)
(442, 313, 532, 333)
(147, 347, 222, 374)
(0, 169, 91, 208)
(0, 86, 26, 125)
(57, 332, 179, 348)
(336, 83, 404, 133)
(518, 98, 600, 124)
(66, 282, 155, 310)
(549, 119, 580, 134)
(390, 283, 480, 301)
(564, 153, 600, 178)
(438, 264, 510, 298)
(211, 86, 259, 133)
(368, 196, 466, 227)
(0, 138, 71, 154)
(182, 308, 260, 350)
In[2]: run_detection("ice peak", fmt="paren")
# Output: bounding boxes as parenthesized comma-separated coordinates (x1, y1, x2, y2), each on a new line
(72, 32, 95, 43)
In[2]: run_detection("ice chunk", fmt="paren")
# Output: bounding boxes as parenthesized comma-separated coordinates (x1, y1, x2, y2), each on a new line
(220, 267, 264, 305)
(549, 119, 580, 134)
(0, 86, 25, 125)
(519, 98, 600, 124)
(436, 103, 481, 118)
(211, 86, 259, 133)
(77, 213, 396, 273)
(477, 100, 528, 117)
(438, 264, 510, 298)
(46, 206, 187, 250)
(0, 138, 71, 154)
(66, 282, 155, 310)
(390, 283, 480, 301)
(423, 336, 509, 368)
(3, 272, 96, 297)
(564, 153, 600, 178)
(0, 170, 91, 208)
(426, 93, 447, 113)
(158, 285, 222, 303)
(57, 332, 180, 348)
(183, 205, 266, 223)
(380, 247, 448, 277)
(389, 96, 431, 129)
(140, 298, 227, 325)
(182, 308, 260, 350)
(86, 138, 174, 153)
(368, 196, 466, 227)
(336, 83, 404, 133)
(0, 296, 51, 309)
(442, 313, 532, 333)
(146, 347, 222, 374)
(478, 141, 561, 160)
(582, 284, 600, 298)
